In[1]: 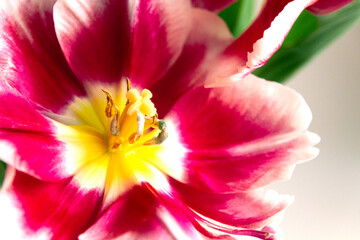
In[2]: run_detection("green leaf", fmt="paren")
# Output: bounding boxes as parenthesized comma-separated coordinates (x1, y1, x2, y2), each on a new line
(0, 161, 5, 188)
(253, 1, 360, 82)
(219, 0, 257, 37)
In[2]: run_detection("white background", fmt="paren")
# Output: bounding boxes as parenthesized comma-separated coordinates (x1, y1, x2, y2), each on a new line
(272, 24, 360, 240)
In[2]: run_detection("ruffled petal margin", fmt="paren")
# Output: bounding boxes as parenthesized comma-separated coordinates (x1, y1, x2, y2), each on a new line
(205, 0, 318, 87)
(167, 75, 319, 192)
(170, 178, 292, 230)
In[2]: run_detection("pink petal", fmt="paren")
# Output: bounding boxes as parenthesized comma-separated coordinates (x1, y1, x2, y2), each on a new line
(54, 0, 131, 84)
(170, 74, 314, 149)
(80, 184, 201, 240)
(0, 130, 70, 182)
(205, 0, 317, 87)
(0, 0, 85, 112)
(129, 0, 192, 88)
(170, 179, 293, 230)
(0, 85, 72, 181)
(183, 131, 319, 192)
(156, 185, 280, 240)
(0, 84, 55, 133)
(54, 0, 191, 88)
(167, 75, 319, 192)
(0, 171, 102, 240)
(150, 8, 233, 116)
(307, 0, 354, 14)
(190, 0, 237, 12)
(0, 89, 108, 184)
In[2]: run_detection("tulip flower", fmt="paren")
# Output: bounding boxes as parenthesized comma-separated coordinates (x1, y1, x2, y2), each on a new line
(0, 0, 322, 239)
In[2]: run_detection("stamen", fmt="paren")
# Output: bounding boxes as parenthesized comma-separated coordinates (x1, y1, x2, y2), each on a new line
(101, 79, 168, 153)
(144, 120, 168, 145)
(110, 111, 120, 136)
(129, 110, 145, 144)
(156, 129, 169, 144)
(136, 110, 145, 136)
(126, 77, 131, 91)
(157, 120, 166, 131)
(152, 113, 158, 124)
(101, 89, 118, 118)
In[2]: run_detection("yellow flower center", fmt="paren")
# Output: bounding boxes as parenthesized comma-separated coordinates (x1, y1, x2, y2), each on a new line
(101, 79, 168, 154)
(54, 78, 181, 207)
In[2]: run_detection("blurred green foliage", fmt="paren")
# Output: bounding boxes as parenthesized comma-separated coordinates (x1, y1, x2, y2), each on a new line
(220, 0, 360, 83)
(0, 161, 5, 188)
(219, 0, 256, 37)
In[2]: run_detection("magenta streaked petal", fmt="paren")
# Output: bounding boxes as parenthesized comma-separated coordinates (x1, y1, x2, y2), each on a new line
(79, 185, 166, 240)
(129, 0, 192, 88)
(157, 187, 282, 240)
(80, 185, 201, 240)
(170, 179, 292, 230)
(0, 84, 54, 133)
(54, 0, 191, 89)
(0, 130, 70, 182)
(54, 0, 131, 84)
(170, 74, 313, 150)
(0, 171, 102, 240)
(0, 85, 73, 181)
(205, 0, 317, 87)
(150, 8, 233, 116)
(167, 75, 319, 192)
(190, 0, 237, 12)
(308, 0, 354, 14)
(184, 131, 319, 192)
(0, 0, 85, 112)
